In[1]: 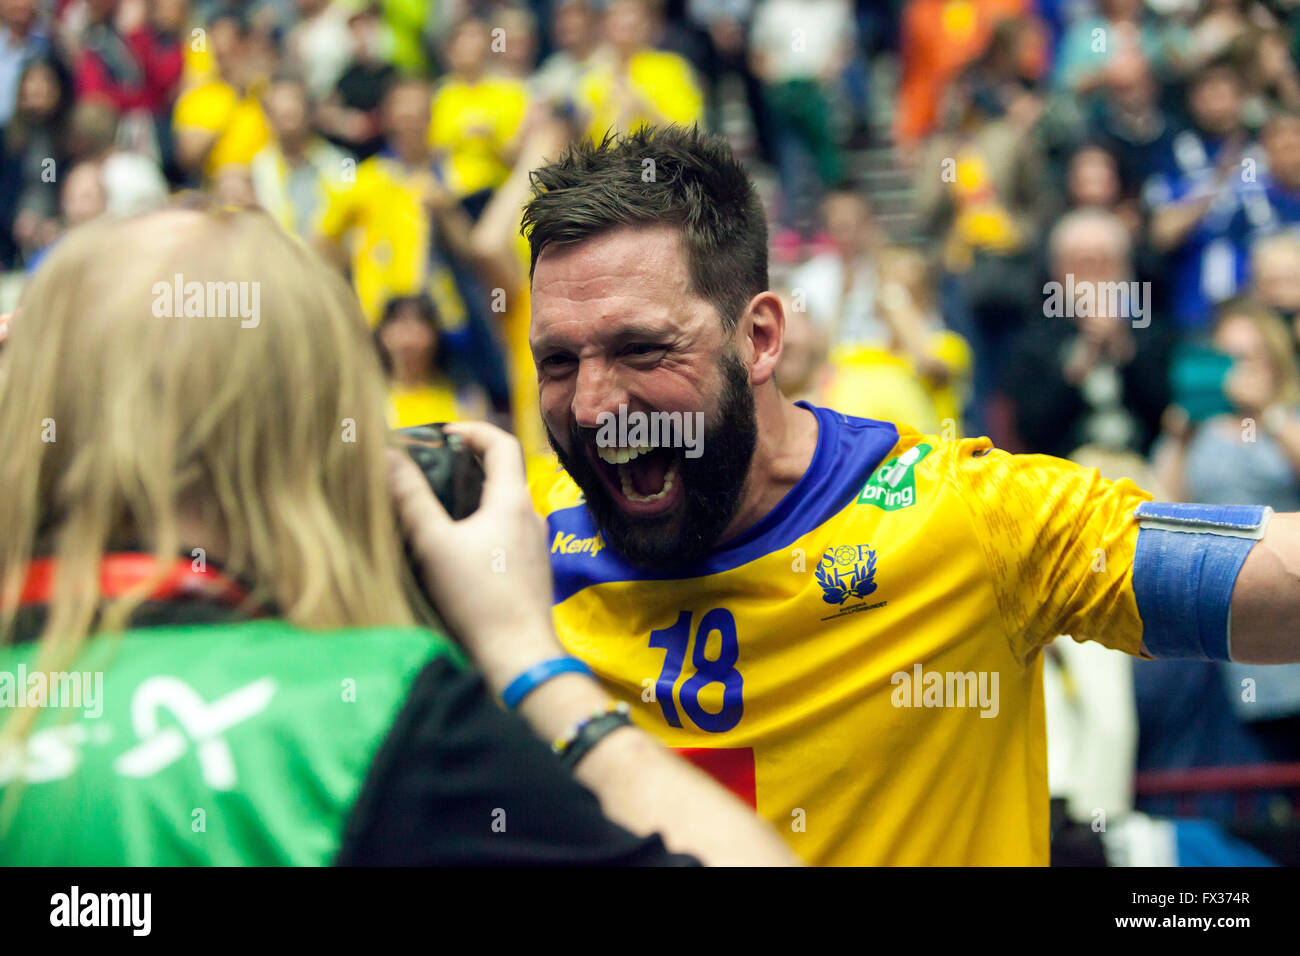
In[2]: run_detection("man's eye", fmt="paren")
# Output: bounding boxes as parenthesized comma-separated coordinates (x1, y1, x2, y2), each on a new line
(539, 354, 576, 373)
(625, 344, 667, 359)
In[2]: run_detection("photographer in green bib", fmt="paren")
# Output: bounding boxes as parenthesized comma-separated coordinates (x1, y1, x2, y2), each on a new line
(0, 204, 795, 866)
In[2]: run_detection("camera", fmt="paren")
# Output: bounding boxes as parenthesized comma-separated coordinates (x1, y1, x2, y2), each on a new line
(392, 423, 485, 519)
(391, 424, 486, 621)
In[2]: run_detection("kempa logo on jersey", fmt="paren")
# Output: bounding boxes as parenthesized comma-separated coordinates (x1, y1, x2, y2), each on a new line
(551, 531, 606, 558)
(858, 443, 933, 511)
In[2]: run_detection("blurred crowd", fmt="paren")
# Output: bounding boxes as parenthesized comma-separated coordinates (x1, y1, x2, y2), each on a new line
(3, 0, 1300, 863)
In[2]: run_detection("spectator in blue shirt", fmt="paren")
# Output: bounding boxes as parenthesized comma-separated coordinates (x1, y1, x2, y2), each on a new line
(1230, 110, 1300, 258)
(1145, 61, 1256, 332)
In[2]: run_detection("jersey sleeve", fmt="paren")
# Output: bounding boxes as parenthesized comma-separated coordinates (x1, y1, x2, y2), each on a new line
(944, 439, 1153, 662)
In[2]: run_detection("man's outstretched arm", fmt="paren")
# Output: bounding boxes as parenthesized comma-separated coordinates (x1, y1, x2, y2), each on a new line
(1230, 511, 1300, 663)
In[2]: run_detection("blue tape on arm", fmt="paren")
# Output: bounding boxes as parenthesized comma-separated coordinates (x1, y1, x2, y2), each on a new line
(1132, 502, 1271, 661)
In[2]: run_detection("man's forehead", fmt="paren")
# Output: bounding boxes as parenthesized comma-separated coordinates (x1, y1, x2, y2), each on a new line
(530, 224, 715, 346)
(533, 222, 689, 286)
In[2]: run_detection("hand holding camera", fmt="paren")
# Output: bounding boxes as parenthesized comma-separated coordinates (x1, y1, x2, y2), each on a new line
(388, 422, 565, 693)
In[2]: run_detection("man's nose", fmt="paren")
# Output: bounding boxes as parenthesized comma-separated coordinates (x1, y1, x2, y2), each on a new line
(571, 360, 627, 431)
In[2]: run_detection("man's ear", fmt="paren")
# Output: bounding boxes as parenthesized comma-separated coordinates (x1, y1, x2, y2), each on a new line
(742, 292, 785, 387)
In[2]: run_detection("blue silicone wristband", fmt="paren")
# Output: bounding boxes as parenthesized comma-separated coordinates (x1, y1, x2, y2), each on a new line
(502, 657, 593, 710)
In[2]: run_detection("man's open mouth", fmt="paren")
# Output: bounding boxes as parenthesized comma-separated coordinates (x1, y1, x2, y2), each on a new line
(588, 442, 684, 515)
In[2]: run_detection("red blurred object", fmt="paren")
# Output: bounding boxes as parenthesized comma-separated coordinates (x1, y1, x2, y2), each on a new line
(1136, 762, 1300, 818)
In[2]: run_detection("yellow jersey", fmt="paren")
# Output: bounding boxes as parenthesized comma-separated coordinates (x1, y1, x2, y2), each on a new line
(577, 51, 703, 140)
(172, 79, 271, 181)
(531, 403, 1152, 865)
(386, 378, 487, 429)
(429, 76, 529, 197)
(317, 154, 467, 329)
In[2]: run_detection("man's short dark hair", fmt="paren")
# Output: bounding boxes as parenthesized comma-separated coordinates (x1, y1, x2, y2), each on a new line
(521, 125, 768, 333)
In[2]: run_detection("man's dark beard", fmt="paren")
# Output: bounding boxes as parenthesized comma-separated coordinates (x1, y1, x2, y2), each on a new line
(548, 350, 758, 569)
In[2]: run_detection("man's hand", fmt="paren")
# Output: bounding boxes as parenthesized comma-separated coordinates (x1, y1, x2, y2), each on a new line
(388, 421, 563, 691)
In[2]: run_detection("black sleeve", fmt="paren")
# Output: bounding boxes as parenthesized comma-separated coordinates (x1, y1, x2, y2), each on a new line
(336, 655, 702, 866)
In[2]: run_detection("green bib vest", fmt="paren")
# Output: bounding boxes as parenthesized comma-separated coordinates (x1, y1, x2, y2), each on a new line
(0, 620, 461, 865)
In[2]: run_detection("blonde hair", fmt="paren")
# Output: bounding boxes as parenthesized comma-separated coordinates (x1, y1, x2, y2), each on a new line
(0, 205, 418, 737)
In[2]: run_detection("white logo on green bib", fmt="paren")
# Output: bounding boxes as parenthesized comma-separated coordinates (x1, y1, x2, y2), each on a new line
(114, 677, 276, 790)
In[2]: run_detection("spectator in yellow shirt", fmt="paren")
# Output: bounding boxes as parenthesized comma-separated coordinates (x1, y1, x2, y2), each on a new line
(315, 77, 475, 328)
(429, 16, 529, 201)
(376, 293, 487, 428)
(171, 9, 271, 184)
(576, 0, 703, 141)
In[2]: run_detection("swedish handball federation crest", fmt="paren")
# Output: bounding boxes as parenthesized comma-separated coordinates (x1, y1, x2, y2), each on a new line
(815, 544, 878, 605)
